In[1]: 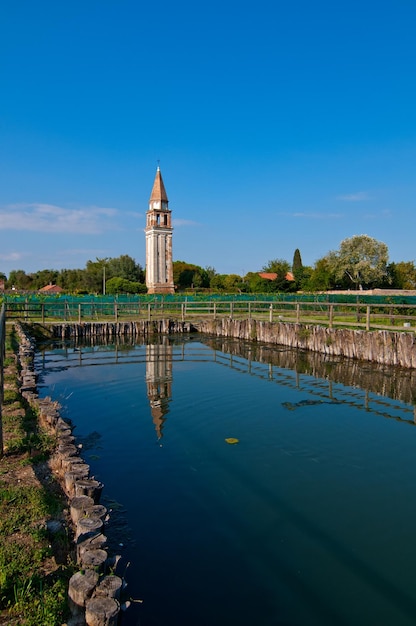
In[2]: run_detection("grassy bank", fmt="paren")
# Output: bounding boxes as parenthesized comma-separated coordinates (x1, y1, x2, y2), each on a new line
(0, 327, 73, 625)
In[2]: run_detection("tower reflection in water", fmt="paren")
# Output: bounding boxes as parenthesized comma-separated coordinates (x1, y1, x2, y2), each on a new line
(145, 337, 173, 442)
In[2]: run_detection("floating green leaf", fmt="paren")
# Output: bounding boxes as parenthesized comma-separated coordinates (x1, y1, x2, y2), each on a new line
(225, 438, 239, 445)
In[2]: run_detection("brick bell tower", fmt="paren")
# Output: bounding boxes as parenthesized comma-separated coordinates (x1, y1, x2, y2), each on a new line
(145, 166, 175, 294)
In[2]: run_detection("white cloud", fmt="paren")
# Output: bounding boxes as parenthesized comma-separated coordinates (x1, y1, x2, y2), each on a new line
(172, 218, 200, 227)
(337, 191, 369, 202)
(362, 209, 392, 219)
(124, 211, 144, 219)
(0, 203, 120, 234)
(291, 212, 344, 219)
(0, 251, 24, 261)
(60, 248, 110, 257)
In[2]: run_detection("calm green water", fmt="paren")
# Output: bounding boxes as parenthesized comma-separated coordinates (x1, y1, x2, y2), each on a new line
(36, 336, 416, 626)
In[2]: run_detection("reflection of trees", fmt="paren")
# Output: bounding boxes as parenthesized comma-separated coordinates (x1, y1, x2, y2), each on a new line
(202, 337, 416, 408)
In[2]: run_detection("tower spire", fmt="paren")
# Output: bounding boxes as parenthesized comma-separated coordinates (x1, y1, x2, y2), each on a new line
(149, 167, 168, 204)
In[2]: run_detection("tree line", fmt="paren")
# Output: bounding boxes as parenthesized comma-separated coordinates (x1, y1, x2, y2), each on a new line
(1, 236, 416, 294)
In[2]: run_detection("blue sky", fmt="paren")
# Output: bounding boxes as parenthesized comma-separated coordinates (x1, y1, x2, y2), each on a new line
(1, 0, 415, 277)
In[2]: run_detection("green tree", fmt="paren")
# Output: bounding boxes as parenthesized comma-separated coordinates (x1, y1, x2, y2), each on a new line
(173, 261, 210, 290)
(59, 268, 85, 292)
(192, 269, 206, 288)
(84, 259, 107, 293)
(273, 271, 297, 293)
(210, 274, 227, 291)
(244, 272, 272, 293)
(386, 261, 416, 290)
(303, 257, 337, 291)
(260, 259, 295, 292)
(262, 258, 291, 275)
(105, 277, 146, 294)
(173, 261, 194, 288)
(107, 255, 144, 283)
(331, 235, 389, 289)
(204, 266, 218, 288)
(30, 269, 59, 290)
(293, 265, 313, 291)
(223, 274, 244, 292)
(7, 270, 33, 291)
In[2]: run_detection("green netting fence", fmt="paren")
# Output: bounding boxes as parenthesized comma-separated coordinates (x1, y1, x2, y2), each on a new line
(2, 293, 416, 331)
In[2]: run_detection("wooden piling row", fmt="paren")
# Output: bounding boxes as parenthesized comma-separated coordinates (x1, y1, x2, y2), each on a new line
(53, 319, 195, 340)
(14, 323, 128, 626)
(196, 319, 416, 369)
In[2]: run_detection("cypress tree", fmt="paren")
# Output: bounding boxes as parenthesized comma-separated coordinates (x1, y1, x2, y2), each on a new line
(292, 249, 303, 272)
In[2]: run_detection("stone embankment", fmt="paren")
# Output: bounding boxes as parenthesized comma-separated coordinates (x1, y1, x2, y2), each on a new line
(15, 322, 128, 626)
(51, 319, 416, 369)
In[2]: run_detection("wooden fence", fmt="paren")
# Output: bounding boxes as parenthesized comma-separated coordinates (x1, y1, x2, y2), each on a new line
(4, 299, 416, 332)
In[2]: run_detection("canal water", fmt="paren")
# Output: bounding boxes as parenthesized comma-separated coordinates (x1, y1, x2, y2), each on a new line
(36, 335, 416, 626)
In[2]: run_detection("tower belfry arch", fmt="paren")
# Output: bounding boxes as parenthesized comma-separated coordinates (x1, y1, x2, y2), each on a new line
(145, 167, 175, 294)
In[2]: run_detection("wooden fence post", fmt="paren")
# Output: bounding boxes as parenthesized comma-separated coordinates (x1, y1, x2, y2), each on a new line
(356, 296, 361, 323)
(296, 303, 300, 323)
(269, 304, 273, 323)
(329, 304, 333, 329)
(366, 305, 370, 331)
